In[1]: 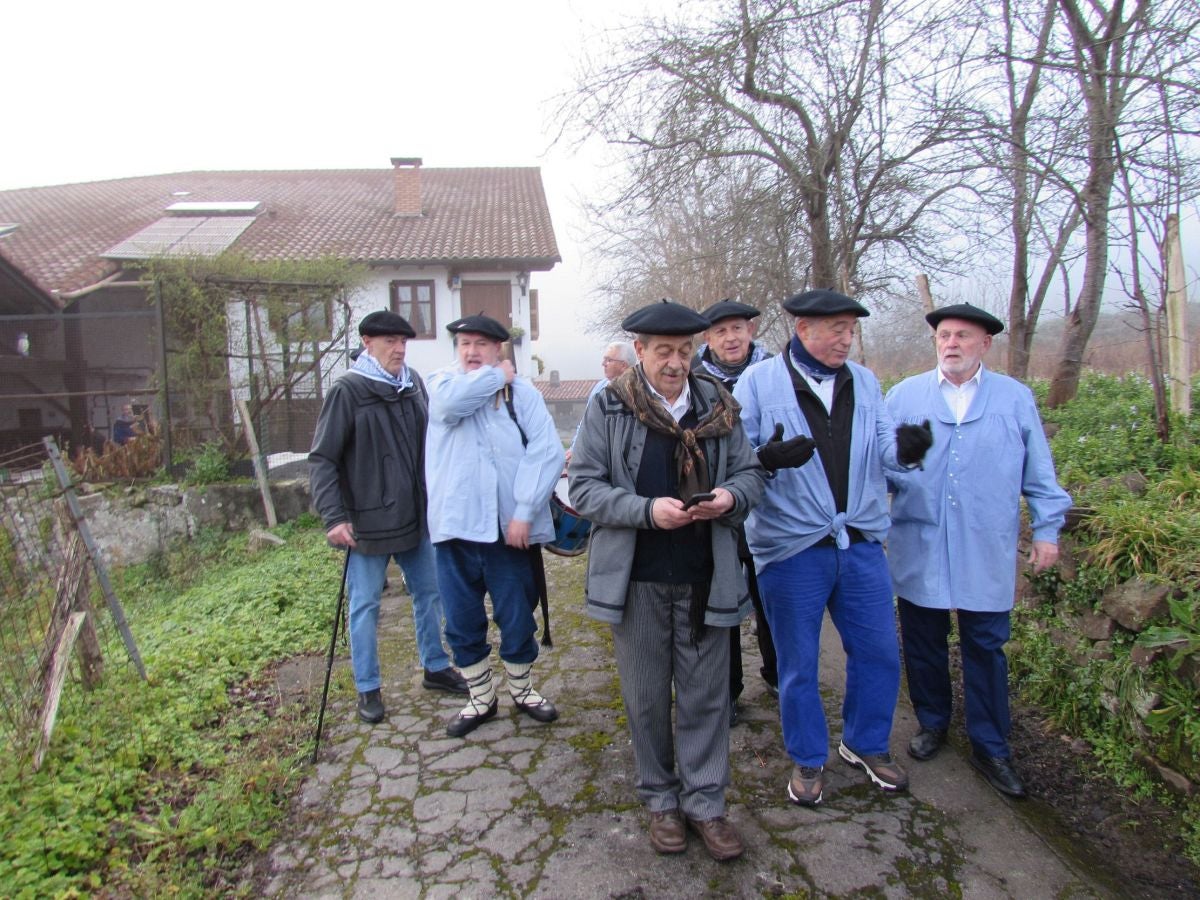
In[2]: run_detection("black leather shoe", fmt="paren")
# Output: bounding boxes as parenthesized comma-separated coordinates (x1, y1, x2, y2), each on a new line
(514, 696, 559, 723)
(423, 667, 469, 694)
(446, 697, 499, 737)
(357, 690, 385, 724)
(908, 727, 948, 761)
(971, 752, 1027, 798)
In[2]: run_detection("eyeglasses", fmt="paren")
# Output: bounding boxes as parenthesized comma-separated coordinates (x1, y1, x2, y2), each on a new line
(602, 357, 624, 365)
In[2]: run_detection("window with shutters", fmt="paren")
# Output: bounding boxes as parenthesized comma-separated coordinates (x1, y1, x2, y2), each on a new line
(389, 280, 436, 339)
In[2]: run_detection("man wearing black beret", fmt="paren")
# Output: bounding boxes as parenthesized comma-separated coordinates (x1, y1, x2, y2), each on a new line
(425, 314, 565, 738)
(695, 299, 782, 721)
(733, 289, 932, 808)
(309, 310, 467, 726)
(886, 303, 1070, 798)
(569, 299, 766, 861)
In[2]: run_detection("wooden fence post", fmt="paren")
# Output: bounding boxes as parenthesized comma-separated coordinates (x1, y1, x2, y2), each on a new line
(237, 399, 278, 528)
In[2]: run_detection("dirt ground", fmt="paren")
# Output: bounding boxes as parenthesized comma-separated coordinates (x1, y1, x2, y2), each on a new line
(1006, 703, 1200, 898)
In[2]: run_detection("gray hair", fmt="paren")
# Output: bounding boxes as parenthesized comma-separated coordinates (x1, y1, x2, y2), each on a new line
(606, 341, 638, 366)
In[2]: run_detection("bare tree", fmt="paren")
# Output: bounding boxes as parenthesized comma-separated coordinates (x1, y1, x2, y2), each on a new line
(563, 0, 976, 304)
(583, 160, 802, 348)
(1043, 0, 1199, 407)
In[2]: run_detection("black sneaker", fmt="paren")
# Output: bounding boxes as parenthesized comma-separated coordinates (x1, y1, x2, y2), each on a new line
(423, 667, 469, 694)
(357, 689, 385, 724)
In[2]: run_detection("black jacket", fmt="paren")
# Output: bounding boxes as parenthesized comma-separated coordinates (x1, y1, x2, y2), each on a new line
(308, 370, 430, 555)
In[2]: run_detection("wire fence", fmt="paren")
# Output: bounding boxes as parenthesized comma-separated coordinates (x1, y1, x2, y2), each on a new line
(0, 281, 355, 482)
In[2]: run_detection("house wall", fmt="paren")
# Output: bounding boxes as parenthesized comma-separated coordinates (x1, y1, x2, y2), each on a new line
(225, 266, 533, 453)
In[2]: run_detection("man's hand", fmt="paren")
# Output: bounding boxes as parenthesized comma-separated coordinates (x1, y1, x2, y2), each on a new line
(896, 419, 934, 466)
(1029, 540, 1059, 574)
(757, 422, 817, 471)
(651, 497, 695, 530)
(506, 518, 531, 549)
(327, 522, 356, 548)
(686, 487, 736, 520)
(497, 359, 516, 384)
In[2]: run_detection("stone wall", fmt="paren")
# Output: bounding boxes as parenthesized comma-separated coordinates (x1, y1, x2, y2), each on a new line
(75, 479, 312, 567)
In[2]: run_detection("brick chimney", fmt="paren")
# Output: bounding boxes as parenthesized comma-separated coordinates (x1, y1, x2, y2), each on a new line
(390, 157, 423, 216)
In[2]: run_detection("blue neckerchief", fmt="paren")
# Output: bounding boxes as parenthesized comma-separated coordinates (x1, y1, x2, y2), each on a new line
(351, 350, 413, 391)
(789, 334, 841, 381)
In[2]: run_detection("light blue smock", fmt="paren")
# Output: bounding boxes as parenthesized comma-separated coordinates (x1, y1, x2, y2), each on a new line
(884, 367, 1071, 612)
(425, 363, 565, 546)
(733, 355, 907, 570)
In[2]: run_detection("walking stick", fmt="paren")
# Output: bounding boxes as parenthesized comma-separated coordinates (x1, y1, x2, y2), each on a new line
(311, 547, 351, 764)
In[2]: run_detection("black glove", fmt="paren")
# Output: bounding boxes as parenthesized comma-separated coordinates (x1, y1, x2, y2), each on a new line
(757, 423, 817, 472)
(896, 419, 933, 466)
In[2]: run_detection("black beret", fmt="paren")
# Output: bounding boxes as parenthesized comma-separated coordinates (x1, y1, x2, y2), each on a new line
(701, 299, 761, 325)
(446, 314, 510, 342)
(621, 299, 710, 336)
(359, 310, 416, 337)
(782, 289, 869, 318)
(925, 303, 1004, 335)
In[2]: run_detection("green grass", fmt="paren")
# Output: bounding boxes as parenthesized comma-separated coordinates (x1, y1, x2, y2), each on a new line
(0, 517, 339, 897)
(1017, 372, 1200, 865)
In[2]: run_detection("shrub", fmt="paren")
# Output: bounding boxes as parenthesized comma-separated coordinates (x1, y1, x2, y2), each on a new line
(185, 442, 231, 485)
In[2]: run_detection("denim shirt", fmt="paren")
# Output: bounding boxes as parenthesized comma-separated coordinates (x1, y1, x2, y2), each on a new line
(733, 355, 906, 570)
(425, 364, 564, 545)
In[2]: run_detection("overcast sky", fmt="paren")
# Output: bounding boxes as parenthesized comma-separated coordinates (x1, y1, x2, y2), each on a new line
(3, 0, 664, 379)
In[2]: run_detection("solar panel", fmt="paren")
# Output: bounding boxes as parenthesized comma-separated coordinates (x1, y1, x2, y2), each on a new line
(103, 216, 258, 259)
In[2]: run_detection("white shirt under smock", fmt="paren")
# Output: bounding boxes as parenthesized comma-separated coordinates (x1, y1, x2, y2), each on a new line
(938, 364, 983, 424)
(645, 375, 692, 423)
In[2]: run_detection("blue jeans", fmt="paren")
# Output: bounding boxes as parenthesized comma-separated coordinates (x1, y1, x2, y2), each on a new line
(434, 539, 540, 669)
(758, 541, 901, 767)
(346, 539, 452, 692)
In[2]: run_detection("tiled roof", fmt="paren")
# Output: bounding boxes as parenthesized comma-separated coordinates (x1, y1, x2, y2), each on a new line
(0, 167, 561, 299)
(534, 379, 600, 403)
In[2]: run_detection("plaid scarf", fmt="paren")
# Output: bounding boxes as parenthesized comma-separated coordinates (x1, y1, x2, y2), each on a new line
(608, 367, 740, 500)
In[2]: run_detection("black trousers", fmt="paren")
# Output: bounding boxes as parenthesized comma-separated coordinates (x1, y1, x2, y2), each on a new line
(729, 561, 777, 700)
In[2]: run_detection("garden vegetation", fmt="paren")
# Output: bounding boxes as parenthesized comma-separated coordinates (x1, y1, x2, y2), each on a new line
(0, 516, 341, 897)
(1017, 372, 1200, 863)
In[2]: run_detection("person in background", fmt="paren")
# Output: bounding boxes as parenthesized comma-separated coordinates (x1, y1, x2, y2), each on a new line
(695, 299, 779, 722)
(425, 314, 565, 738)
(309, 310, 467, 726)
(569, 300, 766, 861)
(566, 341, 636, 461)
(112, 404, 142, 446)
(885, 303, 1070, 798)
(733, 289, 932, 808)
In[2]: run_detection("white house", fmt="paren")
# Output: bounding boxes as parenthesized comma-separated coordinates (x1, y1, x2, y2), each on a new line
(0, 158, 561, 456)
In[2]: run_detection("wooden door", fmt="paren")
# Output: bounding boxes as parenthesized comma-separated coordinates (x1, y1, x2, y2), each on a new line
(460, 282, 512, 329)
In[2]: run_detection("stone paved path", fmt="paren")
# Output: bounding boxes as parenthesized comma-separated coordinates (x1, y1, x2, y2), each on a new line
(264, 553, 1108, 899)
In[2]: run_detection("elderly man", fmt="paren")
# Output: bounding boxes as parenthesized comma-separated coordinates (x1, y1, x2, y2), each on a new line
(567, 341, 636, 459)
(309, 310, 466, 725)
(696, 299, 779, 719)
(426, 314, 565, 738)
(733, 289, 932, 807)
(886, 303, 1071, 798)
(570, 300, 766, 861)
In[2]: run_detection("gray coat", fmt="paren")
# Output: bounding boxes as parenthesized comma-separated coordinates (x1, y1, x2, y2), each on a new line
(568, 372, 766, 626)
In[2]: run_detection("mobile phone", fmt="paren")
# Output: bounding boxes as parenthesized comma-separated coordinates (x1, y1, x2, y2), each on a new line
(682, 491, 716, 510)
